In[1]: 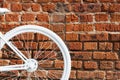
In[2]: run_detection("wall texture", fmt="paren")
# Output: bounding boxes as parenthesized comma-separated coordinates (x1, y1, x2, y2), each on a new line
(0, 0, 120, 79)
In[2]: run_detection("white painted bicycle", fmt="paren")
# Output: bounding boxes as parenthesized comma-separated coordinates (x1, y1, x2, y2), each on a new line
(0, 8, 71, 80)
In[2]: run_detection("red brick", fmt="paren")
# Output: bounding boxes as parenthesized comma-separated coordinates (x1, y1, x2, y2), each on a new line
(99, 0, 115, 2)
(80, 14, 93, 22)
(111, 13, 120, 22)
(21, 13, 35, 21)
(109, 4, 120, 12)
(42, 3, 56, 12)
(67, 42, 82, 50)
(100, 61, 114, 70)
(72, 3, 87, 12)
(66, 24, 93, 32)
(54, 60, 64, 69)
(107, 24, 120, 31)
(109, 34, 120, 41)
(37, 13, 49, 22)
(22, 3, 31, 11)
(66, 33, 79, 41)
(106, 52, 119, 60)
(11, 3, 22, 12)
(21, 0, 34, 2)
(87, 4, 101, 12)
(37, 0, 50, 2)
(106, 71, 120, 79)
(77, 71, 105, 79)
(80, 33, 108, 41)
(51, 0, 65, 2)
(114, 42, 120, 50)
(0, 0, 3, 2)
(39, 60, 53, 68)
(51, 23, 65, 32)
(93, 52, 118, 60)
(0, 23, 19, 32)
(101, 3, 109, 12)
(83, 0, 97, 3)
(84, 61, 98, 70)
(79, 24, 93, 31)
(95, 23, 120, 31)
(0, 15, 4, 22)
(48, 70, 62, 79)
(73, 3, 101, 12)
(77, 71, 89, 79)
(84, 42, 97, 50)
(99, 42, 112, 50)
(95, 23, 109, 31)
(0, 51, 2, 58)
(117, 0, 120, 2)
(115, 61, 120, 70)
(66, 13, 78, 22)
(32, 3, 40, 12)
(93, 52, 106, 60)
(70, 70, 76, 79)
(5, 14, 19, 22)
(68, 0, 81, 3)
(6, 0, 20, 2)
(71, 52, 92, 60)
(95, 13, 108, 21)
(2, 2, 10, 8)
(52, 14, 65, 23)
(13, 41, 23, 49)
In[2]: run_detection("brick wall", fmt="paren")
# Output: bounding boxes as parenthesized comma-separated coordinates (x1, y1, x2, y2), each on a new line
(0, 0, 120, 79)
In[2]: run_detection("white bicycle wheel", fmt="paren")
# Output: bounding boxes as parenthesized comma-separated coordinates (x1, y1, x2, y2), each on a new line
(0, 25, 71, 80)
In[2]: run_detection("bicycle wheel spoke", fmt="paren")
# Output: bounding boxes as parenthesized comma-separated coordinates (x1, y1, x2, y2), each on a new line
(0, 25, 71, 80)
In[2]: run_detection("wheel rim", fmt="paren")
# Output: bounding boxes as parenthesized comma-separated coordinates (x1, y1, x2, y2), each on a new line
(0, 25, 71, 80)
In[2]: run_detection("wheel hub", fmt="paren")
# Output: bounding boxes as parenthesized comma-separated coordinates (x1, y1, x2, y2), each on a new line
(25, 59, 38, 72)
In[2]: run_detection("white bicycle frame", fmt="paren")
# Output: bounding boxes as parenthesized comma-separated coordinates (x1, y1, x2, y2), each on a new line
(0, 32, 30, 71)
(0, 8, 37, 72)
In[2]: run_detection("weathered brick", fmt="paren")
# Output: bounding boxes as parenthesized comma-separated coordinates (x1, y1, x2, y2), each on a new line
(100, 61, 114, 70)
(101, 3, 109, 12)
(68, 0, 81, 3)
(99, 42, 112, 50)
(67, 42, 82, 50)
(114, 42, 120, 50)
(95, 13, 108, 21)
(93, 52, 118, 60)
(84, 42, 97, 50)
(115, 61, 120, 70)
(77, 71, 105, 79)
(109, 34, 120, 41)
(83, 0, 97, 3)
(52, 14, 65, 23)
(71, 52, 92, 60)
(37, 13, 49, 22)
(84, 61, 98, 70)
(42, 3, 56, 12)
(11, 3, 22, 12)
(32, 3, 40, 12)
(37, 0, 50, 3)
(66, 13, 78, 22)
(99, 0, 115, 2)
(5, 14, 19, 22)
(22, 3, 31, 11)
(109, 4, 120, 12)
(80, 14, 93, 22)
(21, 13, 35, 21)
(111, 13, 120, 22)
(66, 24, 93, 32)
(80, 33, 108, 41)
(66, 33, 79, 41)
